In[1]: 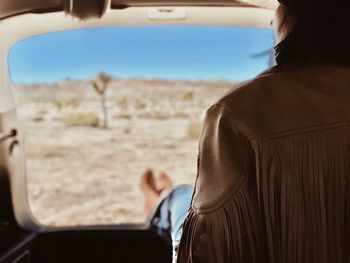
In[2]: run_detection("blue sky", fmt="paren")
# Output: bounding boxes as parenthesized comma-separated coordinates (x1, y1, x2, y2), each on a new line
(8, 26, 275, 84)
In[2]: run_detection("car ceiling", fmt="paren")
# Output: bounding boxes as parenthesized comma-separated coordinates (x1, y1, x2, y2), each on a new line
(0, 0, 255, 20)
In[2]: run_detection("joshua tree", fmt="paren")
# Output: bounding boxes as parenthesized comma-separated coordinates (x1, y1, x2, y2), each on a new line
(91, 72, 112, 129)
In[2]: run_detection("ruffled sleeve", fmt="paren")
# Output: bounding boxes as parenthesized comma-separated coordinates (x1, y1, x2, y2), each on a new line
(177, 103, 262, 263)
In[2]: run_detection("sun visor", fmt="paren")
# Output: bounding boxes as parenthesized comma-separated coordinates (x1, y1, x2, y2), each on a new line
(0, 0, 109, 20)
(0, 0, 63, 19)
(63, 0, 109, 20)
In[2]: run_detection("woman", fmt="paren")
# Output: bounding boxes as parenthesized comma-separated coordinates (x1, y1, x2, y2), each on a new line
(141, 0, 350, 262)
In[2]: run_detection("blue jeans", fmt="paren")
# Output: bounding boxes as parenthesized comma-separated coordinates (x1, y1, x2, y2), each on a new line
(148, 185, 194, 263)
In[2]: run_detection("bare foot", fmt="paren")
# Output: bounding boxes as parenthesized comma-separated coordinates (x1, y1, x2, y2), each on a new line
(158, 172, 173, 193)
(140, 169, 161, 215)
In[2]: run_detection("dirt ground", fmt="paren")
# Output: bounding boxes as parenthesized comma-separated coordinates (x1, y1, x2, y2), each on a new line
(13, 78, 235, 226)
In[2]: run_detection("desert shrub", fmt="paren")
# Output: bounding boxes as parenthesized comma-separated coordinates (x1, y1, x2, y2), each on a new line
(65, 98, 80, 108)
(152, 111, 171, 120)
(33, 115, 45, 122)
(53, 98, 80, 109)
(53, 100, 64, 109)
(63, 112, 99, 127)
(174, 111, 191, 118)
(133, 98, 147, 109)
(117, 112, 132, 119)
(32, 109, 47, 122)
(116, 96, 129, 110)
(183, 91, 194, 102)
(187, 120, 202, 139)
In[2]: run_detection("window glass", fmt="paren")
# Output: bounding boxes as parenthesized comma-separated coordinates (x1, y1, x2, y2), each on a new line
(9, 26, 274, 226)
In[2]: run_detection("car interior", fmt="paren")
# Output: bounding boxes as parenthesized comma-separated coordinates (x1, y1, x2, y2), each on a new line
(0, 0, 274, 262)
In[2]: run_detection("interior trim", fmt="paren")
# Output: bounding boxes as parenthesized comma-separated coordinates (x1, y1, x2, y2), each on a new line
(111, 0, 254, 8)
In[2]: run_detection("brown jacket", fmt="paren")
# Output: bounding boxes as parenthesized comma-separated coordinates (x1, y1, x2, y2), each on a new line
(177, 65, 350, 263)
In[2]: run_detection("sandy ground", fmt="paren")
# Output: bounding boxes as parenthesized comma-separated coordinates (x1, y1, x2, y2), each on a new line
(13, 78, 235, 226)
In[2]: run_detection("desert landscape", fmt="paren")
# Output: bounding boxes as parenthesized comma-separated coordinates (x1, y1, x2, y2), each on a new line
(13, 77, 236, 226)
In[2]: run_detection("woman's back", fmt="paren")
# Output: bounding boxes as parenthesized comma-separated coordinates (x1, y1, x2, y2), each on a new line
(178, 65, 350, 262)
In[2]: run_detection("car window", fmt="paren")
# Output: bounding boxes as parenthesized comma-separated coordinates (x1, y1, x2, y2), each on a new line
(8, 26, 274, 226)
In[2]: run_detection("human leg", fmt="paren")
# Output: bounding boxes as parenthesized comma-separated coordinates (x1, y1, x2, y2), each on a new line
(140, 170, 194, 262)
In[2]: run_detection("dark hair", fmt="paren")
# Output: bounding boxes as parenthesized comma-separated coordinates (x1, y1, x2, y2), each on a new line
(275, 0, 350, 65)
